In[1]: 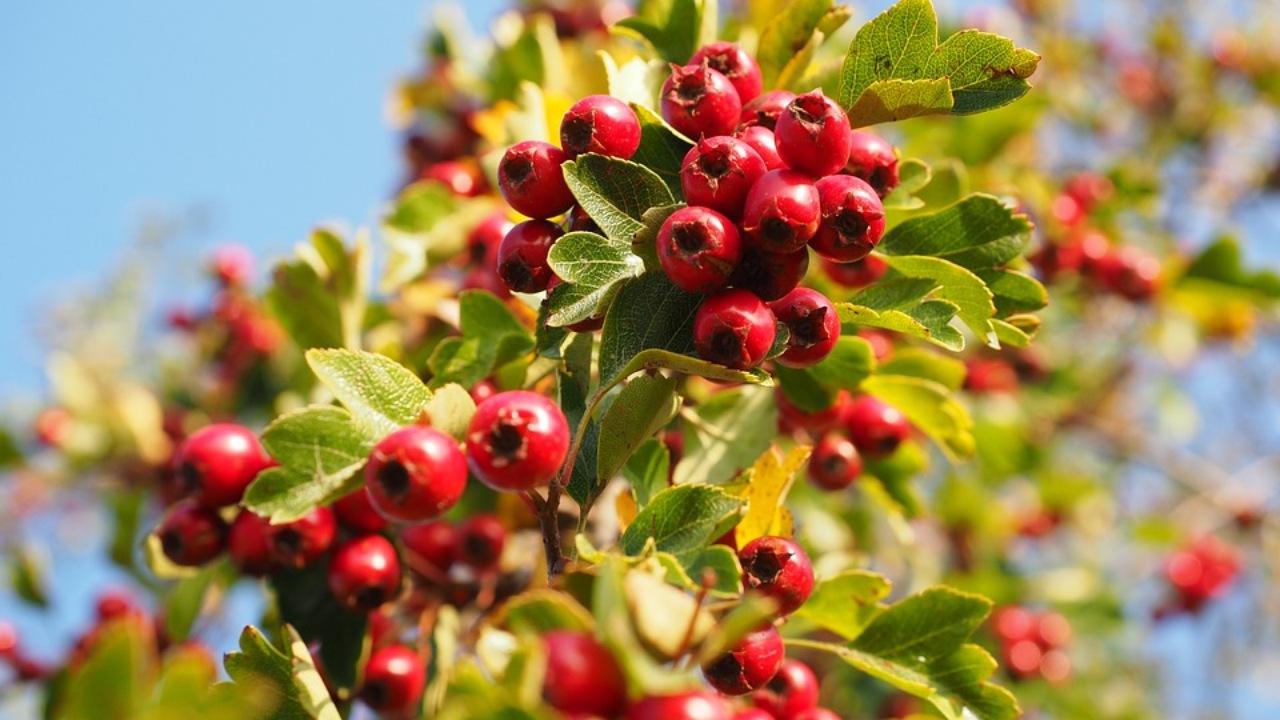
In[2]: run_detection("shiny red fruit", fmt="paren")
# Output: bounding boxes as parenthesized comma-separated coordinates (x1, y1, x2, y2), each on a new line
(776, 388, 851, 437)
(811, 175, 885, 263)
(1094, 245, 1161, 301)
(991, 605, 1037, 644)
(690, 42, 763, 103)
(752, 659, 820, 719)
(732, 710, 775, 720)
(739, 90, 796, 131)
(657, 206, 744, 293)
(333, 487, 389, 533)
(157, 501, 228, 567)
(964, 358, 1019, 394)
(661, 63, 742, 140)
(560, 95, 642, 159)
(768, 287, 839, 368)
(792, 708, 841, 720)
(845, 395, 911, 459)
(822, 254, 887, 288)
(466, 391, 571, 491)
(702, 625, 785, 696)
(694, 289, 777, 370)
(365, 426, 467, 523)
(681, 136, 767, 219)
(731, 244, 810, 302)
(227, 510, 276, 576)
(497, 220, 564, 294)
(742, 170, 820, 253)
(95, 590, 139, 622)
(734, 125, 785, 171)
(421, 160, 484, 197)
(626, 691, 733, 720)
(210, 244, 254, 286)
(807, 432, 862, 491)
(774, 90, 851, 178)
(467, 212, 514, 266)
(401, 520, 458, 575)
(175, 423, 271, 509)
(738, 536, 815, 616)
(497, 141, 574, 219)
(266, 507, 337, 569)
(456, 513, 507, 569)
(328, 535, 403, 612)
(543, 631, 628, 717)
(845, 130, 900, 198)
(360, 646, 426, 714)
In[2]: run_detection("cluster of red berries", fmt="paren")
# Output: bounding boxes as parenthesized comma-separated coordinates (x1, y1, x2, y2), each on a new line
(775, 390, 912, 491)
(1155, 535, 1242, 618)
(990, 605, 1072, 684)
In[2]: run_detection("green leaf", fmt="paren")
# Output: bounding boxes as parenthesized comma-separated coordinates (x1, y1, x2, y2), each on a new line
(266, 230, 368, 351)
(863, 374, 974, 461)
(10, 545, 48, 608)
(882, 158, 931, 210)
(460, 290, 536, 369)
(614, 0, 701, 64)
(244, 407, 373, 523)
(878, 348, 967, 391)
(306, 349, 432, 437)
(837, 0, 1038, 125)
(224, 625, 341, 720)
(546, 232, 646, 327)
(977, 269, 1048, 316)
(839, 299, 965, 352)
(495, 589, 595, 634)
(561, 155, 675, 245)
(601, 53, 665, 108)
(382, 192, 500, 292)
(794, 570, 892, 640)
(614, 348, 773, 387)
(0, 428, 20, 469)
(422, 383, 478, 442)
(880, 195, 1032, 270)
(776, 364, 837, 413)
(269, 561, 369, 698)
(756, 0, 838, 89)
(658, 545, 742, 597)
(805, 336, 878, 392)
(882, 255, 999, 347)
(598, 373, 680, 482)
(1180, 236, 1280, 297)
(630, 104, 693, 197)
(620, 484, 744, 567)
(623, 438, 671, 508)
(675, 385, 778, 486)
(384, 181, 459, 235)
(164, 563, 224, 643)
(598, 272, 703, 386)
(560, 333, 603, 508)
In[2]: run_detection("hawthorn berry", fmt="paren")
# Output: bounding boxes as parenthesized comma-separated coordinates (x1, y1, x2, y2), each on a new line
(822, 254, 887, 288)
(565, 205, 602, 234)
(734, 125, 786, 171)
(739, 536, 815, 616)
(742, 170, 821, 253)
(333, 487, 390, 533)
(360, 645, 426, 714)
(792, 709, 841, 720)
(94, 590, 139, 623)
(266, 507, 337, 569)
(400, 520, 458, 575)
(774, 90, 851, 178)
(421, 159, 484, 197)
(210, 244, 254, 287)
(732, 710, 776, 720)
(467, 212, 514, 266)
(456, 513, 507, 570)
(739, 90, 796, 130)
(768, 287, 840, 368)
(327, 535, 403, 612)
(1094, 245, 1161, 301)
(466, 391, 571, 491)
(776, 388, 851, 437)
(364, 426, 467, 523)
(657, 206, 744, 293)
(807, 432, 862, 491)
(680, 136, 767, 219)
(34, 407, 73, 448)
(810, 174, 885, 263)
(731, 244, 810, 302)
(702, 625, 785, 696)
(560, 94, 642, 159)
(690, 42, 763, 103)
(661, 63, 742, 140)
(542, 631, 628, 717)
(497, 219, 564, 293)
(752, 659, 820, 719)
(497, 141, 574, 219)
(844, 395, 911, 459)
(157, 501, 228, 567)
(693, 289, 777, 370)
(227, 510, 276, 576)
(626, 691, 733, 720)
(964, 358, 1019, 394)
(845, 130, 900, 198)
(1063, 171, 1114, 211)
(175, 423, 271, 508)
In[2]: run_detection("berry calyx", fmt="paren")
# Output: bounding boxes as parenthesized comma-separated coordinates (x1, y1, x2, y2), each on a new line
(774, 90, 852, 178)
(542, 631, 628, 717)
(690, 42, 763, 104)
(661, 63, 743, 140)
(702, 625, 785, 696)
(752, 659, 820, 719)
(497, 219, 564, 294)
(400, 520, 458, 576)
(738, 536, 815, 616)
(626, 691, 733, 720)
(175, 423, 271, 508)
(327, 535, 403, 612)
(731, 244, 810, 302)
(845, 130, 900, 198)
(734, 125, 786, 171)
(333, 487, 390, 533)
(497, 140, 574, 219)
(742, 170, 821, 253)
(560, 95, 642, 159)
(739, 90, 796, 131)
(693, 289, 777, 370)
(844, 395, 911, 459)
(157, 501, 228, 567)
(266, 507, 337, 569)
(768, 287, 839, 368)
(657, 206, 744, 293)
(466, 391, 571, 491)
(807, 432, 862, 491)
(227, 510, 276, 576)
(360, 646, 426, 714)
(456, 513, 507, 570)
(681, 136, 767, 219)
(364, 426, 467, 523)
(810, 175, 885, 263)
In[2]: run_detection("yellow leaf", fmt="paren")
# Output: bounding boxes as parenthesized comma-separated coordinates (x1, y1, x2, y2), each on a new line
(734, 445, 811, 547)
(616, 491, 639, 533)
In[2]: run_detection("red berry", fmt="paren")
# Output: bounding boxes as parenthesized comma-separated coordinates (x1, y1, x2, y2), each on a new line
(461, 265, 512, 299)
(991, 605, 1037, 644)
(845, 130, 900, 198)
(365, 426, 467, 523)
(792, 709, 841, 720)
(565, 205, 603, 234)
(964, 358, 1019, 394)
(227, 510, 276, 576)
(776, 388, 851, 437)
(733, 710, 775, 720)
(694, 289, 777, 370)
(626, 691, 733, 720)
(328, 535, 403, 612)
(497, 141, 574, 219)
(681, 136, 767, 219)
(690, 42, 763, 104)
(421, 160, 484, 197)
(739, 90, 796, 131)
(731, 244, 810, 302)
(1003, 639, 1042, 680)
(0, 621, 17, 658)
(470, 378, 499, 405)
(752, 659, 820, 719)
(845, 395, 911, 459)
(702, 625, 785, 696)
(1063, 171, 1114, 211)
(157, 501, 228, 567)
(738, 536, 814, 616)
(810, 175, 885, 263)
(456, 513, 507, 569)
(661, 63, 742, 140)
(742, 170, 820, 253)
(360, 646, 426, 714)
(333, 487, 390, 533)
(34, 407, 73, 447)
(822, 254, 887, 288)
(210, 244, 254, 287)
(467, 212, 514, 266)
(859, 329, 894, 361)
(95, 589, 139, 622)
(774, 90, 851, 178)
(807, 433, 862, 490)
(1036, 611, 1072, 649)
(657, 206, 744, 293)
(466, 391, 571, 491)
(401, 520, 458, 575)
(734, 125, 786, 171)
(768, 287, 839, 368)
(175, 424, 270, 509)
(497, 220, 564, 293)
(560, 95, 642, 159)
(1094, 245, 1161, 301)
(266, 507, 337, 569)
(542, 631, 628, 717)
